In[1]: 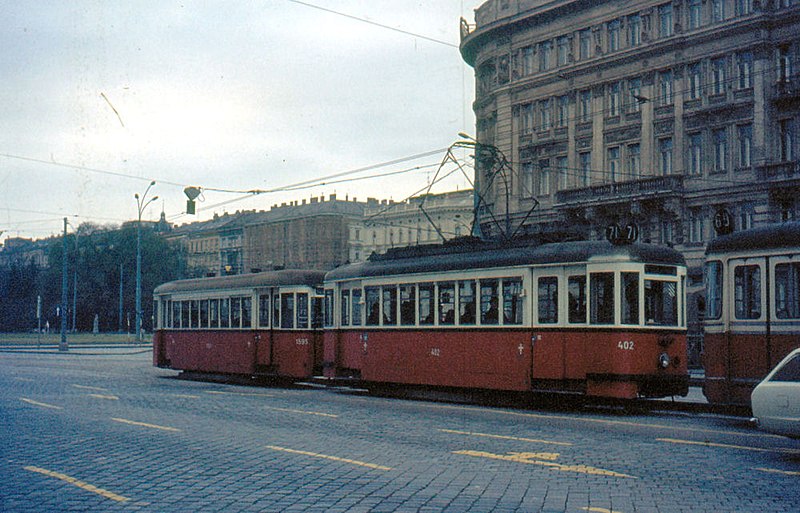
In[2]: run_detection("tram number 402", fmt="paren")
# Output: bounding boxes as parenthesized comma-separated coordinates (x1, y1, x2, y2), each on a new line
(617, 340, 635, 350)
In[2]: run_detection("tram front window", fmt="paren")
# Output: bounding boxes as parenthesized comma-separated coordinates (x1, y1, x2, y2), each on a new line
(622, 273, 640, 325)
(590, 273, 614, 324)
(775, 262, 800, 319)
(705, 261, 723, 320)
(645, 280, 678, 326)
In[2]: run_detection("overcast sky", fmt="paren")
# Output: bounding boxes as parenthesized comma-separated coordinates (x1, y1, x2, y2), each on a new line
(0, 1, 483, 241)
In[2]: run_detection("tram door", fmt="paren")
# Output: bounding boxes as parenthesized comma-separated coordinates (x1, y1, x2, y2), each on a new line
(530, 268, 568, 381)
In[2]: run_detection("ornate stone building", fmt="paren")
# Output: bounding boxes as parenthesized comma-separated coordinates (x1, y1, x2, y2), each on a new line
(460, 0, 800, 286)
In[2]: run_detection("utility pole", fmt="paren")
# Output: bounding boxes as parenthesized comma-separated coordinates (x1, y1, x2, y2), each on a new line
(135, 181, 158, 343)
(59, 217, 68, 351)
(72, 230, 78, 332)
(118, 263, 123, 333)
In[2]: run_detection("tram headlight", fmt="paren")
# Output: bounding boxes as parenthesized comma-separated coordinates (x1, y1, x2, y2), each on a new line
(658, 352, 671, 369)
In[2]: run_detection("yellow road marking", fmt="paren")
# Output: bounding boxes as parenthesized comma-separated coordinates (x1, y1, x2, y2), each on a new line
(265, 406, 338, 418)
(23, 466, 130, 502)
(428, 403, 784, 440)
(581, 508, 625, 513)
(755, 467, 800, 476)
(72, 384, 109, 392)
(20, 398, 62, 410)
(453, 450, 636, 479)
(110, 417, 180, 432)
(440, 428, 571, 446)
(205, 390, 274, 397)
(265, 445, 392, 470)
(657, 438, 800, 454)
(88, 394, 119, 400)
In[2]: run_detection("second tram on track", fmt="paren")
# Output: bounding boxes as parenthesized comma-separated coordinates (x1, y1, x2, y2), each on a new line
(323, 237, 689, 400)
(703, 222, 800, 406)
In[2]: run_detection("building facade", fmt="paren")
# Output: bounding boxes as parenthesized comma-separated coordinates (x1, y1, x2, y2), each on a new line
(460, 0, 800, 285)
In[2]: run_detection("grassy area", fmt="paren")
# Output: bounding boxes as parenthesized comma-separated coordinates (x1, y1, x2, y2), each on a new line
(0, 332, 151, 345)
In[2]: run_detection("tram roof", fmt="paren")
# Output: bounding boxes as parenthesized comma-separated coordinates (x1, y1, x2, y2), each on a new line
(705, 222, 800, 255)
(154, 269, 326, 295)
(325, 238, 685, 281)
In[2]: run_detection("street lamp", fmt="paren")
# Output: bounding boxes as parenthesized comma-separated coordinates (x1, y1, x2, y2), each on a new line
(135, 181, 158, 343)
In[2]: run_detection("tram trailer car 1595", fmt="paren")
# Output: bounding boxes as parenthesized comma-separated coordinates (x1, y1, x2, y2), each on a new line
(153, 270, 326, 379)
(323, 238, 689, 400)
(703, 222, 800, 407)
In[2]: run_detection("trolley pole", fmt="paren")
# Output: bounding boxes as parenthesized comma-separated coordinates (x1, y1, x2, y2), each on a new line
(59, 217, 68, 352)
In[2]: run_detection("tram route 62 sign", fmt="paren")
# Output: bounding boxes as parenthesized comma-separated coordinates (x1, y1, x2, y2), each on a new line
(713, 208, 734, 236)
(605, 222, 639, 245)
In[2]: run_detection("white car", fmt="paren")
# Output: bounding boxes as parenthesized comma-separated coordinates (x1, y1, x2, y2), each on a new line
(751, 348, 800, 439)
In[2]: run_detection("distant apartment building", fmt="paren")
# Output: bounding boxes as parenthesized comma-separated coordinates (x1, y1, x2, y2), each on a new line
(0, 237, 49, 268)
(460, 0, 800, 306)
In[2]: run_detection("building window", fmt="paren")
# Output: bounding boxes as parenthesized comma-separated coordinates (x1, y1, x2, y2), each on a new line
(556, 95, 569, 127)
(712, 57, 727, 95)
(712, 127, 728, 173)
(687, 62, 702, 100)
(778, 46, 793, 83)
(579, 29, 592, 60)
(521, 46, 535, 76)
(539, 40, 552, 71)
(739, 204, 754, 231)
(607, 19, 621, 52)
(688, 133, 703, 175)
(557, 36, 570, 66)
(608, 82, 620, 117)
(556, 156, 569, 190)
(628, 77, 642, 113)
(579, 90, 592, 122)
(607, 146, 620, 183)
(712, 0, 725, 22)
(520, 103, 534, 134)
(659, 3, 674, 38)
(538, 159, 551, 196)
(688, 0, 702, 29)
(780, 119, 795, 161)
(736, 0, 753, 16)
(661, 220, 673, 244)
(659, 70, 673, 105)
(579, 151, 592, 187)
(689, 209, 705, 243)
(738, 124, 752, 168)
(659, 137, 673, 175)
(628, 13, 642, 47)
(627, 143, 641, 180)
(539, 99, 552, 131)
(521, 161, 534, 196)
(736, 52, 753, 89)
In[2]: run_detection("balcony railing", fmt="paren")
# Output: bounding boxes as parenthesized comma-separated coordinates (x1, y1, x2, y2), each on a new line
(555, 175, 684, 206)
(756, 161, 800, 182)
(773, 76, 800, 102)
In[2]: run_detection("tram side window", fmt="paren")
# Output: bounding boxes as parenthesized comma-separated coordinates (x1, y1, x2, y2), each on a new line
(259, 294, 270, 328)
(242, 297, 252, 328)
(645, 280, 677, 326)
(590, 273, 615, 324)
(439, 282, 456, 325)
(273, 295, 280, 328)
(621, 272, 640, 325)
(172, 301, 181, 329)
(734, 265, 761, 319)
(400, 285, 416, 326)
(419, 284, 435, 325)
(297, 293, 309, 328)
(231, 297, 242, 328)
(341, 290, 350, 326)
(775, 263, 800, 319)
(220, 298, 230, 328)
(199, 299, 209, 328)
(281, 293, 295, 329)
(481, 279, 500, 325)
(365, 287, 381, 326)
(210, 299, 220, 328)
(459, 280, 477, 325)
(538, 277, 558, 324)
(383, 286, 397, 325)
(191, 300, 200, 328)
(323, 289, 333, 328)
(568, 276, 587, 323)
(181, 301, 190, 329)
(503, 278, 523, 325)
(351, 289, 362, 326)
(311, 296, 323, 328)
(705, 261, 723, 320)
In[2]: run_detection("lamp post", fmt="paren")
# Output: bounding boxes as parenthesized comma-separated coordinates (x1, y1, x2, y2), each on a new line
(135, 181, 158, 343)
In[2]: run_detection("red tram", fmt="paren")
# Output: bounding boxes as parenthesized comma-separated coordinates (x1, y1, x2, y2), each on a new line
(152, 270, 326, 379)
(323, 238, 689, 400)
(703, 222, 800, 406)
